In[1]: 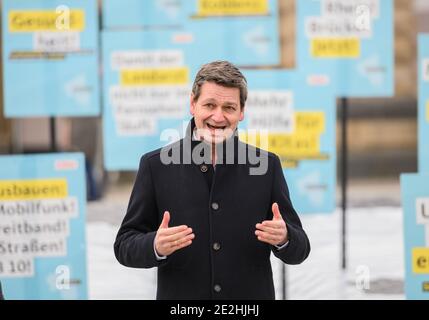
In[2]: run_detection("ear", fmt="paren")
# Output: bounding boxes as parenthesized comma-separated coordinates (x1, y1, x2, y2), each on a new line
(239, 108, 244, 121)
(190, 93, 196, 116)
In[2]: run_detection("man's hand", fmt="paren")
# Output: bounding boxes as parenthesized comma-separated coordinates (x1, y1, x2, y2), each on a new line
(155, 211, 195, 257)
(255, 203, 288, 246)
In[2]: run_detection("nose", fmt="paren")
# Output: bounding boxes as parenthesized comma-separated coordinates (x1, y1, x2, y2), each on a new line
(211, 107, 225, 123)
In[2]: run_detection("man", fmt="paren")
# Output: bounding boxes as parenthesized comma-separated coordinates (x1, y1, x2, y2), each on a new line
(114, 61, 310, 299)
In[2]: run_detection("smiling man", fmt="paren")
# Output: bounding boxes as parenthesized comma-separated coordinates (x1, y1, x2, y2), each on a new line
(114, 61, 310, 300)
(191, 75, 243, 146)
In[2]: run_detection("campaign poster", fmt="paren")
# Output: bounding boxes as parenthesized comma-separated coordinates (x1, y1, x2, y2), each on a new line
(241, 70, 336, 214)
(418, 34, 429, 173)
(296, 0, 394, 97)
(0, 153, 88, 299)
(2, 0, 100, 117)
(400, 173, 429, 300)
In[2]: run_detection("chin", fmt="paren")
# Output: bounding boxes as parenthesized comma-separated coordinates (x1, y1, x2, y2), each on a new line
(203, 135, 226, 145)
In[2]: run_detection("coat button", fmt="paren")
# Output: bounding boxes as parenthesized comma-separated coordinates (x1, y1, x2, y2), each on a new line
(214, 284, 222, 293)
(200, 165, 208, 173)
(211, 202, 219, 210)
(213, 242, 221, 251)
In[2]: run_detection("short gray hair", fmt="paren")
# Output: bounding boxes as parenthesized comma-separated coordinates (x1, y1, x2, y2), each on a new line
(191, 61, 248, 109)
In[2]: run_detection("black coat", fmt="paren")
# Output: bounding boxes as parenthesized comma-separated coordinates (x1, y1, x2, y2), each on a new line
(114, 119, 310, 300)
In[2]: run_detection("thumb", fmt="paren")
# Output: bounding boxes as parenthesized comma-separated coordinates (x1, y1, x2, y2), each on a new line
(272, 203, 282, 220)
(159, 211, 170, 229)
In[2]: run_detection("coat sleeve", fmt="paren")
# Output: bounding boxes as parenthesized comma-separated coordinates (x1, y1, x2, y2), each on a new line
(270, 155, 311, 265)
(114, 154, 165, 268)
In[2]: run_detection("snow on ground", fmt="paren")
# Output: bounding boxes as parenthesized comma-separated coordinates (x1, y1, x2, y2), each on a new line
(86, 207, 405, 300)
(286, 207, 404, 300)
(86, 222, 156, 300)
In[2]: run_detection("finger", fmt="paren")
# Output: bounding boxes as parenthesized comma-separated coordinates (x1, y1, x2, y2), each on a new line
(160, 232, 193, 249)
(262, 220, 288, 238)
(159, 211, 170, 229)
(260, 220, 285, 229)
(255, 223, 284, 236)
(169, 234, 194, 249)
(164, 229, 194, 244)
(255, 230, 282, 243)
(158, 225, 189, 236)
(256, 234, 277, 245)
(171, 239, 193, 252)
(272, 203, 282, 221)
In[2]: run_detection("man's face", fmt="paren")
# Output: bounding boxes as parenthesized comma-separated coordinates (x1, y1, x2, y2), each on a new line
(190, 82, 244, 144)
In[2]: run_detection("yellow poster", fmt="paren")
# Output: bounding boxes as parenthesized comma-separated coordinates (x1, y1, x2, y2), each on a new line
(197, 0, 268, 16)
(240, 111, 328, 168)
(311, 38, 360, 58)
(412, 247, 429, 274)
(120, 68, 189, 86)
(0, 179, 68, 200)
(9, 10, 85, 32)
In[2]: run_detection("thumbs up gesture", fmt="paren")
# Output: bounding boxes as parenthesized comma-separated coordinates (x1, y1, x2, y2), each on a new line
(154, 211, 195, 257)
(255, 203, 288, 246)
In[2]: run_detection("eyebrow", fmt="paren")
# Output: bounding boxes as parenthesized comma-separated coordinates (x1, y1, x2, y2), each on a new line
(202, 98, 238, 107)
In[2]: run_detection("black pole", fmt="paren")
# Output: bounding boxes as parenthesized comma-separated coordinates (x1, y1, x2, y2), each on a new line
(50, 117, 57, 152)
(340, 97, 348, 270)
(282, 263, 286, 300)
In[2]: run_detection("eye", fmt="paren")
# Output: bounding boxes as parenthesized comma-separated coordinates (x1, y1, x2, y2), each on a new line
(225, 106, 236, 112)
(204, 103, 215, 108)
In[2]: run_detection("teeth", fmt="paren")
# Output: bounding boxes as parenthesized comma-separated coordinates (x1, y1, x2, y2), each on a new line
(208, 124, 224, 129)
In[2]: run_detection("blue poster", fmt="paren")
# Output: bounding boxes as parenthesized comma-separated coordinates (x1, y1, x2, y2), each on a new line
(0, 153, 88, 300)
(2, 0, 100, 117)
(102, 30, 196, 170)
(102, 0, 280, 67)
(241, 70, 336, 214)
(419, 34, 429, 173)
(296, 0, 394, 97)
(102, 27, 279, 170)
(103, 0, 188, 29)
(186, 0, 280, 66)
(400, 173, 429, 300)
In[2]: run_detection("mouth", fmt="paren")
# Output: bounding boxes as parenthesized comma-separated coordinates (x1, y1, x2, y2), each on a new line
(206, 123, 227, 131)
